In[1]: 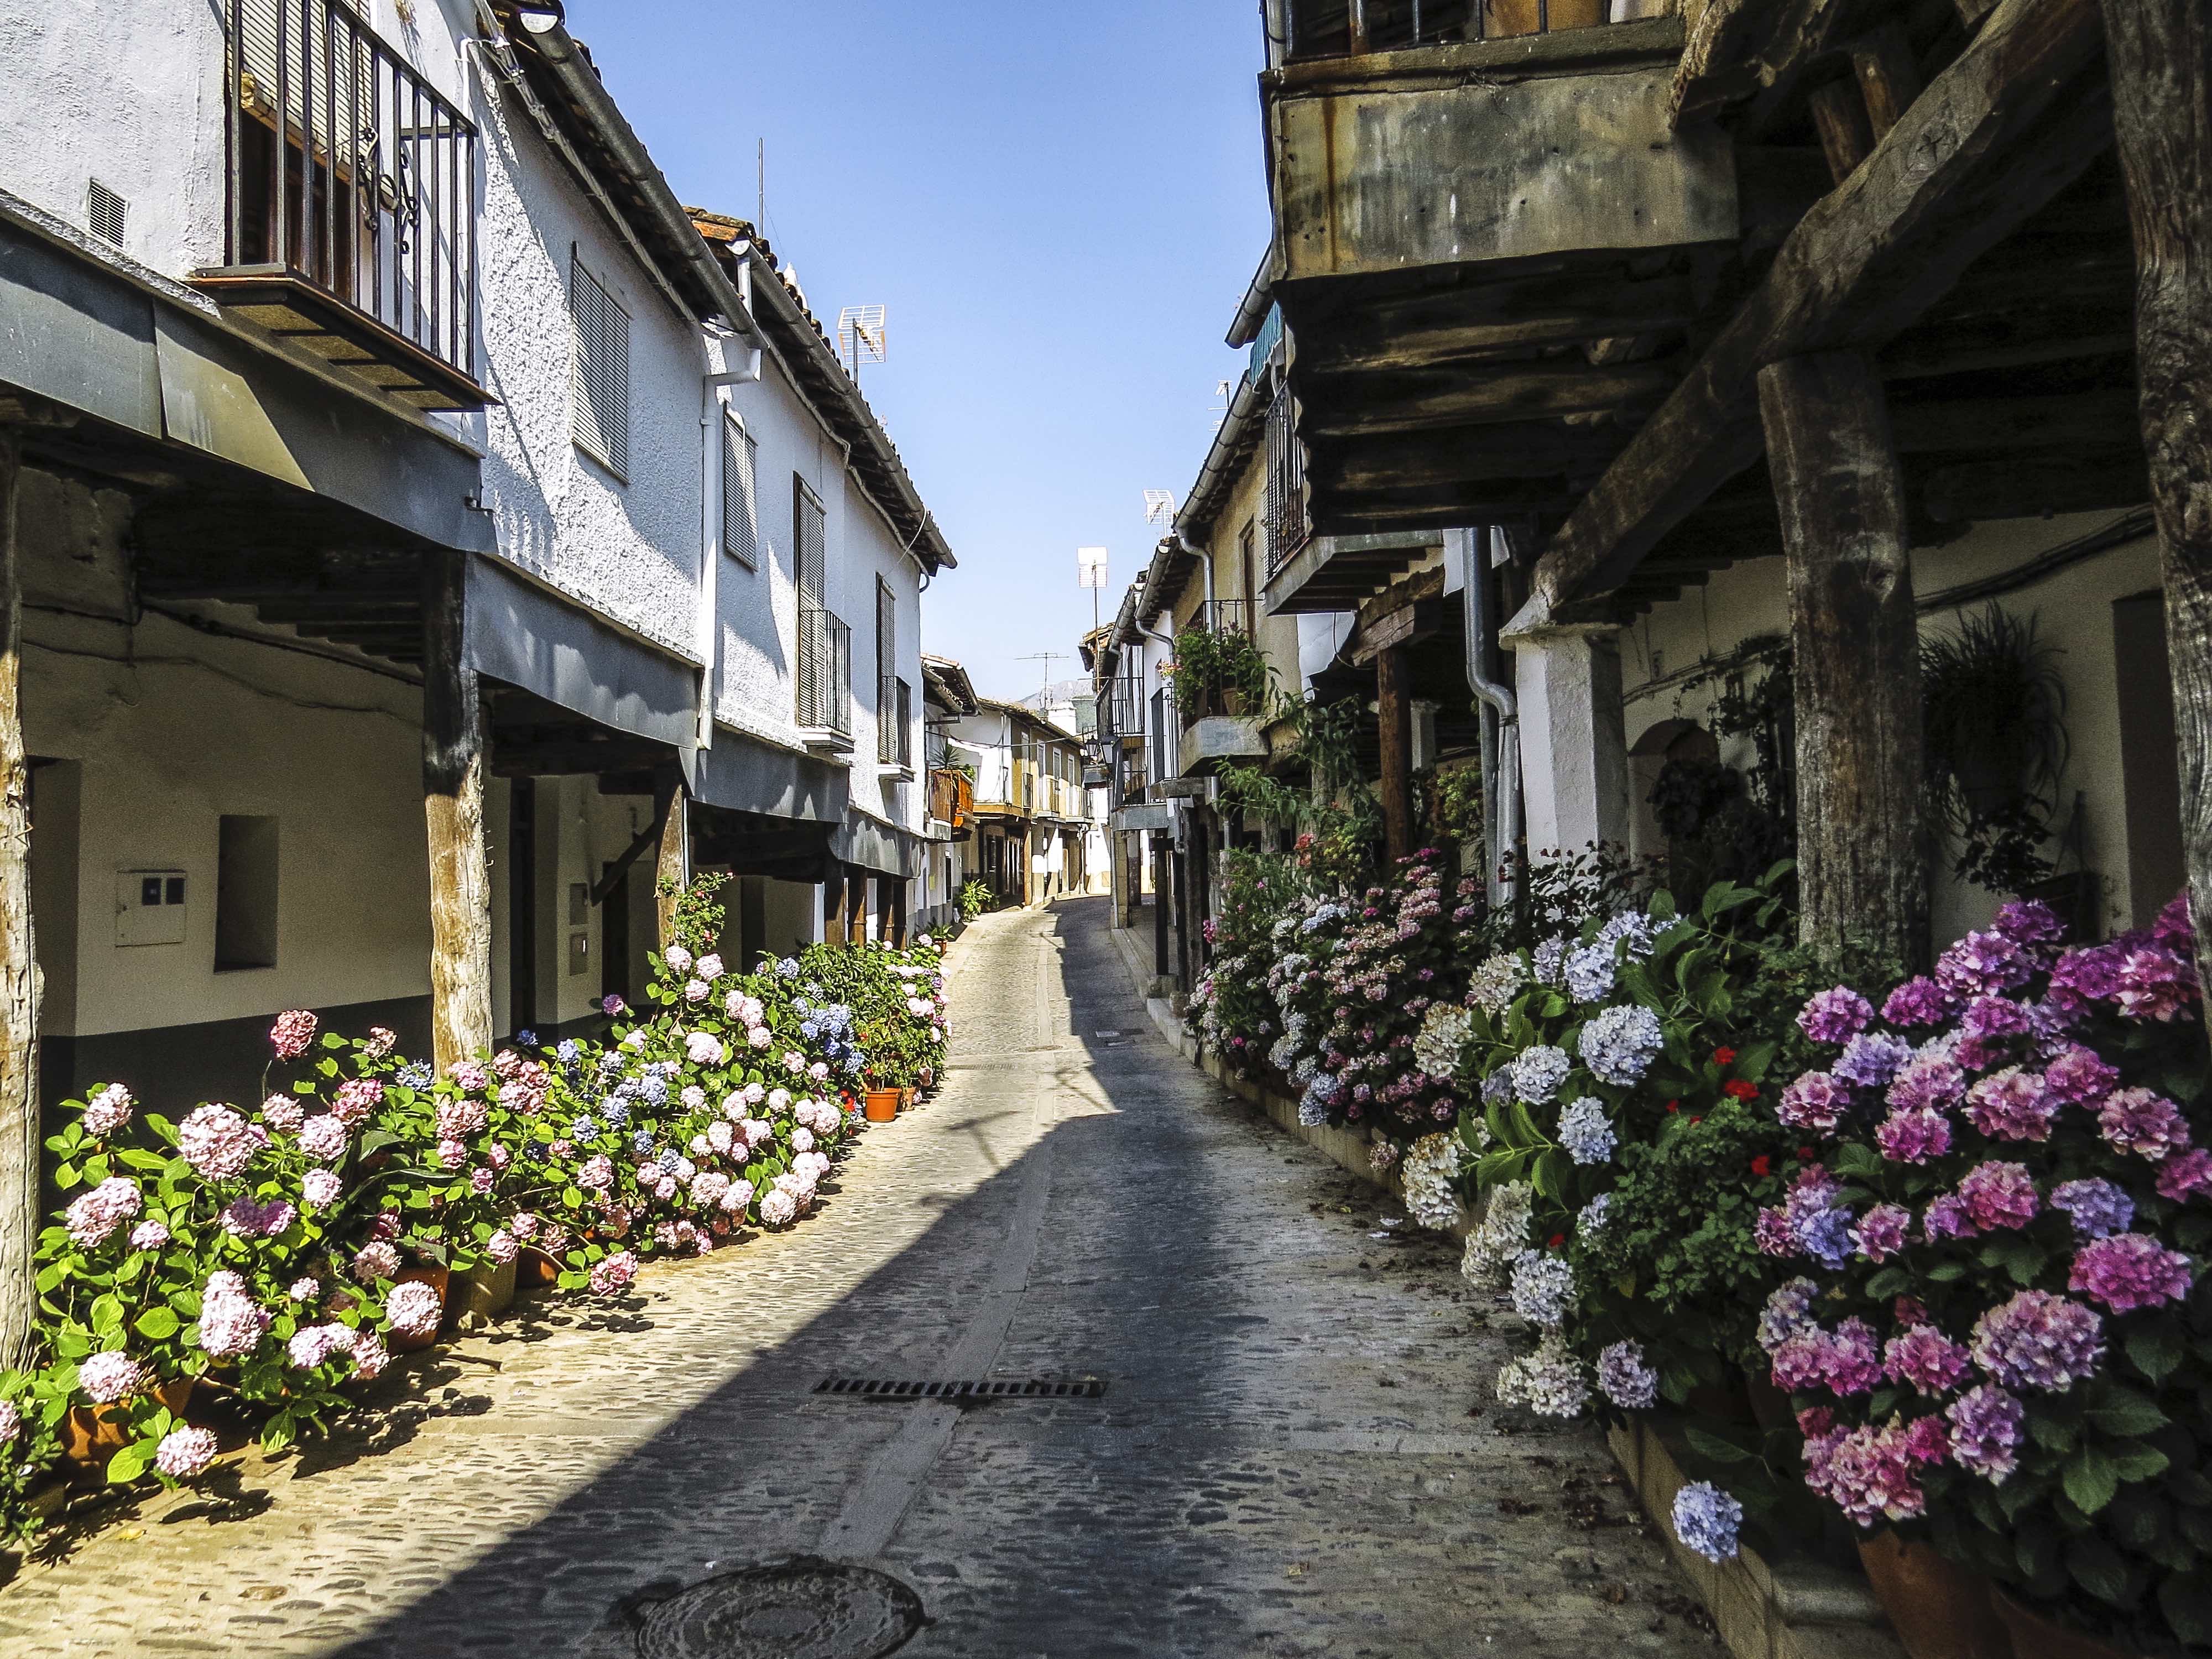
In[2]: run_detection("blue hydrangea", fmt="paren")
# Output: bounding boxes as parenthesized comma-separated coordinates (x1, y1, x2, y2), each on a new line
(639, 1075, 671, 1107)
(1557, 1097, 1616, 1165)
(630, 1129, 656, 1154)
(1563, 943, 1617, 1003)
(657, 1148, 681, 1173)
(569, 1115, 599, 1142)
(598, 1051, 624, 1074)
(1597, 1339, 1658, 1410)
(1834, 1031, 1914, 1089)
(776, 958, 800, 979)
(515, 1029, 539, 1048)
(1298, 1070, 1342, 1128)
(844, 1055, 863, 1073)
(2052, 1178, 2135, 1240)
(1577, 1192, 1611, 1238)
(1671, 1482, 1743, 1563)
(800, 1021, 821, 1041)
(1597, 910, 1659, 961)
(1480, 1070, 1515, 1107)
(556, 1039, 582, 1066)
(1578, 1005, 1665, 1087)
(1796, 1204, 1855, 1271)
(1509, 1249, 1575, 1327)
(601, 1100, 631, 1129)
(397, 1061, 434, 1090)
(1532, 935, 1568, 985)
(1511, 1046, 1572, 1105)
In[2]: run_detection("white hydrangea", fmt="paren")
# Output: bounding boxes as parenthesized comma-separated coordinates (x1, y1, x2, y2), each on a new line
(1510, 1249, 1576, 1327)
(1399, 1132, 1467, 1232)
(1496, 1329, 1591, 1418)
(1511, 1045, 1572, 1105)
(1467, 952, 1527, 1015)
(1412, 1005, 1476, 1079)
(1462, 1180, 1534, 1287)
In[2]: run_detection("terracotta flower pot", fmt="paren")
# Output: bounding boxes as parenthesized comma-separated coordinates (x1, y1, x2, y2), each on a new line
(63, 1378, 195, 1465)
(515, 1247, 562, 1289)
(864, 1088, 900, 1123)
(1990, 1588, 2135, 1659)
(1856, 1533, 2011, 1659)
(388, 1266, 451, 1353)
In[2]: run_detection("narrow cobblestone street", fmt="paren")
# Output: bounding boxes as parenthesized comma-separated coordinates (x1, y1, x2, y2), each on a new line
(0, 901, 1717, 1658)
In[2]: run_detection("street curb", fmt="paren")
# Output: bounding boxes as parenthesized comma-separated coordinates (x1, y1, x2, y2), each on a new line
(1101, 928, 1902, 1659)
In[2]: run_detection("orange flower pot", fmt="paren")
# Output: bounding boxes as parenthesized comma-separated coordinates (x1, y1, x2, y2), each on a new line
(1990, 1589, 2135, 1659)
(63, 1378, 195, 1465)
(1856, 1532, 2011, 1659)
(864, 1088, 900, 1123)
(515, 1247, 562, 1289)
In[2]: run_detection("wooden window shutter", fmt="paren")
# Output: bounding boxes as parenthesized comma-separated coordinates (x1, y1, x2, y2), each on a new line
(722, 414, 758, 567)
(571, 255, 629, 477)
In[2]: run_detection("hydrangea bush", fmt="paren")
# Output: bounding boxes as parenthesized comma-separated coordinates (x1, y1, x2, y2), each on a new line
(1732, 896, 2212, 1650)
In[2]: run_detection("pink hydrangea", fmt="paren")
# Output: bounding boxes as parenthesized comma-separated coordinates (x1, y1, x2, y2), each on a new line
(484, 1229, 519, 1265)
(81, 1083, 134, 1136)
(587, 1249, 640, 1296)
(351, 1329, 390, 1380)
(1963, 1067, 2059, 1142)
(77, 1349, 146, 1404)
(1778, 1072, 1855, 1133)
(351, 1241, 401, 1284)
(447, 1058, 491, 1094)
(197, 1270, 270, 1360)
(759, 1187, 799, 1228)
(129, 1218, 170, 1252)
(1901, 1415, 1951, 1467)
(1958, 1162, 2039, 1232)
(1886, 1052, 1966, 1114)
(384, 1280, 442, 1338)
(2099, 1088, 2192, 1161)
(330, 1077, 384, 1125)
(363, 1027, 398, 1060)
(2115, 946, 2198, 1023)
(1852, 1204, 1913, 1264)
(2157, 1149, 2212, 1203)
(295, 1168, 340, 1211)
(578, 1154, 615, 1192)
(299, 1114, 348, 1162)
(1798, 988, 1874, 1045)
(1806, 1422, 1926, 1528)
(261, 1095, 305, 1134)
(2043, 1046, 2119, 1106)
(1876, 1107, 1952, 1165)
(220, 1195, 295, 1238)
(435, 1137, 467, 1168)
(721, 1178, 754, 1214)
(288, 1323, 354, 1370)
(288, 1276, 320, 1301)
(177, 1103, 259, 1182)
(509, 1211, 541, 1241)
(2069, 1234, 2193, 1313)
(154, 1425, 220, 1480)
(1971, 1291, 2104, 1391)
(1923, 1193, 1976, 1241)
(435, 1095, 489, 1140)
(269, 1008, 319, 1060)
(469, 1166, 494, 1196)
(685, 1031, 725, 1065)
(65, 1176, 143, 1248)
(1885, 1326, 1971, 1396)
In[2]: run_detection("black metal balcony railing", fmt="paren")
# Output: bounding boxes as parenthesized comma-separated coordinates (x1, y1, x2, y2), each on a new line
(798, 609, 852, 737)
(1283, 0, 1616, 64)
(1194, 599, 1255, 637)
(879, 676, 913, 767)
(214, 0, 479, 401)
(1264, 382, 1311, 576)
(1109, 677, 1146, 743)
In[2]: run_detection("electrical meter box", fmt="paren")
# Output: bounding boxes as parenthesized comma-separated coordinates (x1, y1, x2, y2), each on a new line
(116, 869, 187, 947)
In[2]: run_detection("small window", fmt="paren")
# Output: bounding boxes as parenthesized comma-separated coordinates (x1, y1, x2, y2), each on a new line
(571, 254, 630, 478)
(722, 414, 759, 567)
(215, 815, 279, 972)
(794, 477, 826, 602)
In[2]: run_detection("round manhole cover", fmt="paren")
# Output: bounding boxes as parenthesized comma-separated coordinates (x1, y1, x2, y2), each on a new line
(632, 1557, 924, 1659)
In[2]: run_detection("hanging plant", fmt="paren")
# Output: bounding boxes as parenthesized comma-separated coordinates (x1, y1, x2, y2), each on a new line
(1170, 625, 1274, 720)
(1922, 606, 2069, 895)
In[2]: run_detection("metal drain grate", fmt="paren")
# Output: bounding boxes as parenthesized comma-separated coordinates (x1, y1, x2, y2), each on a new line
(814, 1376, 1105, 1401)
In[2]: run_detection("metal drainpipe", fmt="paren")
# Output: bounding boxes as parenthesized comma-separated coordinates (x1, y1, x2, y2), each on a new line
(1455, 527, 1522, 909)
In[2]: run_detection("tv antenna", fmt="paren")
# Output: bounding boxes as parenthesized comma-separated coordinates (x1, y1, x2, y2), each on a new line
(1016, 651, 1063, 708)
(1078, 546, 1109, 638)
(1143, 490, 1177, 525)
(838, 306, 887, 389)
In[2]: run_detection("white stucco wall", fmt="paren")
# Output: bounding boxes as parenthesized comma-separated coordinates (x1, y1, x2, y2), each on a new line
(1621, 512, 2168, 946)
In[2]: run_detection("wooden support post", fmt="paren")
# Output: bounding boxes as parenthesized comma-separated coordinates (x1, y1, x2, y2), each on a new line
(1756, 352, 1928, 968)
(1377, 643, 1416, 865)
(1851, 20, 1922, 140)
(2103, 0, 2212, 983)
(0, 434, 35, 1369)
(1809, 76, 1877, 182)
(654, 770, 688, 951)
(422, 552, 494, 1073)
(823, 869, 845, 945)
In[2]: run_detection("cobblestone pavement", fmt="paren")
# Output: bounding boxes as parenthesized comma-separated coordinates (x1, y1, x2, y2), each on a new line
(0, 899, 1719, 1658)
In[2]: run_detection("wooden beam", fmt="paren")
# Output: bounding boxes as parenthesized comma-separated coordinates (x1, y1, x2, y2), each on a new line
(0, 434, 35, 1369)
(1377, 644, 1415, 865)
(1295, 273, 1700, 374)
(1758, 352, 1929, 967)
(2098, 0, 2212, 978)
(1672, 0, 1863, 126)
(421, 552, 494, 1072)
(1888, 388, 2145, 453)
(1301, 359, 1678, 437)
(654, 771, 689, 951)
(1853, 19, 1924, 138)
(1525, 0, 2111, 618)
(1809, 76, 1877, 181)
(1921, 452, 2152, 522)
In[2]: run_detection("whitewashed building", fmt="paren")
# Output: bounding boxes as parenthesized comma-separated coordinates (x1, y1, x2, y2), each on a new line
(0, 0, 952, 1118)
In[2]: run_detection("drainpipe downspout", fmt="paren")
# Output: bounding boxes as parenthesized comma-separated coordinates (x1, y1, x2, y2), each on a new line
(1453, 527, 1522, 911)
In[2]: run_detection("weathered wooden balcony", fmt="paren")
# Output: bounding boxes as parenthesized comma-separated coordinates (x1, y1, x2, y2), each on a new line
(195, 0, 487, 411)
(1260, 2, 1735, 599)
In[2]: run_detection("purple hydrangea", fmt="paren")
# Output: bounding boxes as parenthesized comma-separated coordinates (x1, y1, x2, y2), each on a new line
(1970, 1290, 2104, 1391)
(1798, 987, 1875, 1046)
(1958, 1161, 2039, 1232)
(1820, 1318, 1885, 1396)
(1923, 1193, 1977, 1241)
(2157, 1149, 2212, 1203)
(2116, 945, 2198, 1024)
(2043, 1045, 2119, 1105)
(1876, 1107, 1953, 1166)
(1887, 1052, 1966, 1114)
(1882, 977, 1955, 1027)
(1671, 1482, 1743, 1563)
(2155, 891, 2194, 946)
(1937, 930, 2037, 997)
(1805, 1422, 1927, 1528)
(1852, 1203, 1913, 1264)
(2068, 1234, 2193, 1313)
(2048, 941, 2129, 1013)
(1756, 1278, 1822, 1353)
(1777, 1072, 1855, 1133)
(1962, 1067, 2059, 1143)
(2098, 1088, 2192, 1161)
(1885, 1325, 1972, 1396)
(1597, 1340, 1660, 1411)
(1835, 1032, 1914, 1089)
(1945, 1384, 2026, 1483)
(1955, 995, 2033, 1068)
(1994, 899, 2068, 950)
(2050, 1178, 2134, 1240)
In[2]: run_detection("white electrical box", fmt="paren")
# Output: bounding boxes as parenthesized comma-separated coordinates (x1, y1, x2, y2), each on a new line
(116, 869, 187, 947)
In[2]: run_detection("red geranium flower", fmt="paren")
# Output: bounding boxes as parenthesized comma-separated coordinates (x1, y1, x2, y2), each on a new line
(1548, 1233, 1567, 1250)
(1723, 1079, 1759, 1101)
(1666, 1099, 1681, 1114)
(1797, 1146, 1817, 1161)
(1713, 1046, 1738, 1066)
(1750, 1155, 1772, 1177)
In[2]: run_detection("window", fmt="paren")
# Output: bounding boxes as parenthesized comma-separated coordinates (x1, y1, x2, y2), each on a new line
(722, 413, 758, 567)
(877, 577, 899, 764)
(571, 254, 630, 478)
(794, 477, 826, 603)
(215, 815, 279, 972)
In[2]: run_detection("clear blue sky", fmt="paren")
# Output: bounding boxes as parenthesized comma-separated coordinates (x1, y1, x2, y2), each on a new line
(561, 1, 1274, 704)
